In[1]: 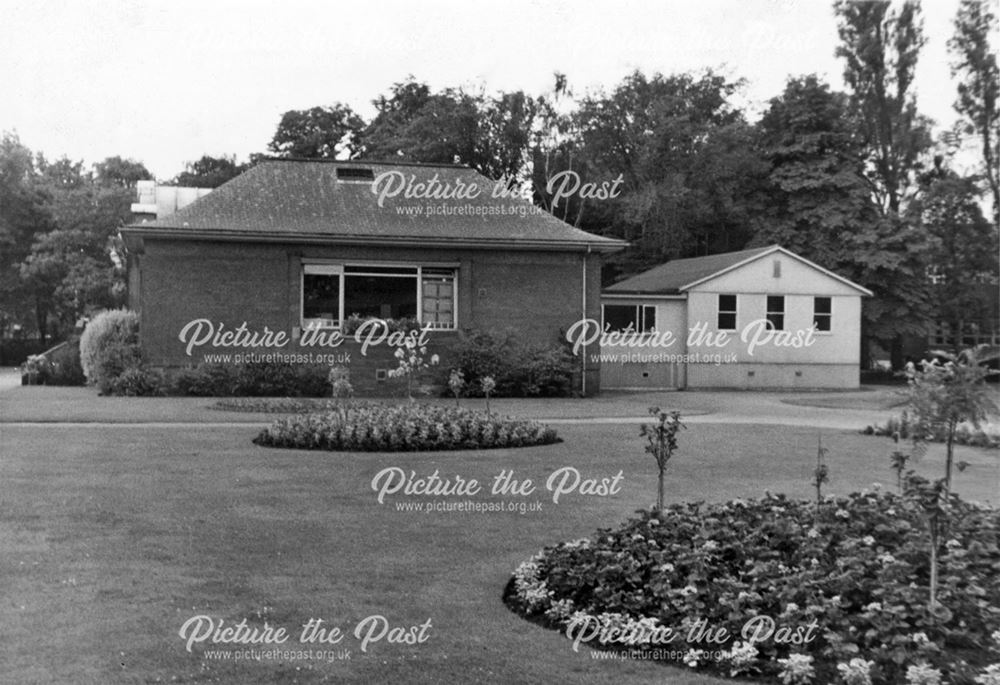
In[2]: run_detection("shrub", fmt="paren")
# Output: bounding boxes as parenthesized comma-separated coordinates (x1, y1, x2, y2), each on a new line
(451, 330, 575, 397)
(253, 403, 559, 451)
(172, 361, 331, 397)
(105, 367, 166, 396)
(45, 338, 86, 385)
(863, 411, 1000, 449)
(79, 309, 139, 384)
(94, 340, 144, 394)
(504, 491, 1000, 684)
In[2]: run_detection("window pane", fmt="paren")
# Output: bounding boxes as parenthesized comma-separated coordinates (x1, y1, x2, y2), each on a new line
(642, 306, 656, 333)
(422, 274, 455, 328)
(814, 297, 831, 314)
(766, 296, 784, 313)
(718, 294, 737, 329)
(344, 265, 418, 275)
(303, 273, 340, 322)
(604, 305, 639, 332)
(344, 275, 417, 320)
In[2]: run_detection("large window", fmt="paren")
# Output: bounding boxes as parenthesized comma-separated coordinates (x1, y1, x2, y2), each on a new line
(603, 304, 656, 333)
(813, 297, 832, 332)
(301, 263, 456, 329)
(302, 264, 342, 327)
(766, 295, 785, 331)
(718, 294, 737, 330)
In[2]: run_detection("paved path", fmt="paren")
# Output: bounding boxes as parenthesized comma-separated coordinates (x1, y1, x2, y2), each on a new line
(0, 367, 21, 392)
(0, 387, 900, 431)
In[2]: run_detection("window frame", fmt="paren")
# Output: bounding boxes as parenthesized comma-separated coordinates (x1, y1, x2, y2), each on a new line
(300, 261, 458, 331)
(717, 294, 737, 331)
(813, 296, 832, 333)
(601, 303, 657, 334)
(765, 295, 785, 331)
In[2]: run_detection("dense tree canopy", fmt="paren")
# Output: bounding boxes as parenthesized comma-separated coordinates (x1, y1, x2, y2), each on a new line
(172, 154, 250, 188)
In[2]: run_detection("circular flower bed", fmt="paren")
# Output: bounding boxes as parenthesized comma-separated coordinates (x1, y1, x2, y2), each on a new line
(504, 490, 1000, 684)
(253, 402, 559, 451)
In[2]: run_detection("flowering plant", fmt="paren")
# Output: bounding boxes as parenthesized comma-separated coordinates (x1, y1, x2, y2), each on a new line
(388, 339, 440, 400)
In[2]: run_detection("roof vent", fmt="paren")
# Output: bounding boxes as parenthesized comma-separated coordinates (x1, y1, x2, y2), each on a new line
(336, 167, 375, 182)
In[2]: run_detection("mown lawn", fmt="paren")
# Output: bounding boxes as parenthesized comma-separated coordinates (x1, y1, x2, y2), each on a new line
(0, 421, 996, 684)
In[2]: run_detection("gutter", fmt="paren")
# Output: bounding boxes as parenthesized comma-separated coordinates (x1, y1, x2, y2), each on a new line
(120, 226, 628, 254)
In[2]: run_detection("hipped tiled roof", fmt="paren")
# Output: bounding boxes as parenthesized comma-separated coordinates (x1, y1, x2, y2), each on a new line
(123, 159, 626, 252)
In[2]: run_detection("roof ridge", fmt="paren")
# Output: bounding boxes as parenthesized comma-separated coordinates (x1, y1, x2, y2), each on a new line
(260, 156, 470, 169)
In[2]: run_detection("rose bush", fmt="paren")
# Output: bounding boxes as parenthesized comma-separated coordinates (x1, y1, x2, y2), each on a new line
(504, 490, 1000, 684)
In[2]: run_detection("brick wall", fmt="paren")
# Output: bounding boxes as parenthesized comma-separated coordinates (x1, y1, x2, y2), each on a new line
(132, 238, 604, 395)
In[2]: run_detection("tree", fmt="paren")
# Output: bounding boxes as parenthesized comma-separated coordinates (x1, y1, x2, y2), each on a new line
(0, 133, 53, 338)
(21, 157, 132, 339)
(909, 172, 999, 348)
(750, 75, 933, 364)
(949, 0, 999, 227)
(835, 0, 933, 216)
(359, 78, 537, 180)
(640, 407, 684, 515)
(906, 347, 998, 492)
(563, 70, 767, 275)
(172, 154, 249, 188)
(268, 104, 365, 159)
(93, 156, 152, 188)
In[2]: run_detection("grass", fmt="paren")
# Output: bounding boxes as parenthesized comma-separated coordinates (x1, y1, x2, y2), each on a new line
(1, 421, 997, 684)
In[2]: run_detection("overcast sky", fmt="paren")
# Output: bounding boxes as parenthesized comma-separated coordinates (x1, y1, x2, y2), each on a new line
(1, 0, 965, 179)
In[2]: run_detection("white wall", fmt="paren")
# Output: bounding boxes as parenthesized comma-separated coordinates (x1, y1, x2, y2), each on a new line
(599, 252, 867, 389)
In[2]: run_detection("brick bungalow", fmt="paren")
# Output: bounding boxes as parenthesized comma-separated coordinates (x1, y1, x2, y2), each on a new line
(120, 159, 626, 395)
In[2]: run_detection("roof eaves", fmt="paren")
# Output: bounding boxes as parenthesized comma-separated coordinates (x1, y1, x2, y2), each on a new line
(119, 226, 628, 253)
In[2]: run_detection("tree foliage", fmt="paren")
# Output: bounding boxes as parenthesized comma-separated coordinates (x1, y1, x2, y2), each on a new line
(909, 171, 999, 347)
(357, 77, 538, 182)
(0, 135, 134, 343)
(835, 0, 933, 215)
(949, 0, 1000, 226)
(172, 154, 249, 188)
(268, 104, 365, 159)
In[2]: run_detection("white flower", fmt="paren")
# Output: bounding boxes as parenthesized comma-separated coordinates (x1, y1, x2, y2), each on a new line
(656, 563, 674, 573)
(837, 657, 874, 685)
(974, 664, 1000, 685)
(778, 653, 815, 684)
(679, 585, 698, 597)
(863, 602, 882, 613)
(906, 662, 943, 685)
(946, 538, 962, 549)
(724, 641, 758, 672)
(783, 603, 800, 614)
(862, 536, 875, 546)
(544, 598, 575, 622)
(878, 552, 896, 565)
(835, 508, 850, 519)
(872, 482, 882, 491)
(807, 527, 820, 539)
(429, 354, 440, 365)
(912, 632, 930, 648)
(683, 648, 704, 668)
(703, 540, 719, 551)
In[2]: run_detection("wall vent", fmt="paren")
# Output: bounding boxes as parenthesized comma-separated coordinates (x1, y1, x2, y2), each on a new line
(773, 259, 782, 278)
(337, 167, 375, 182)
(375, 369, 388, 382)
